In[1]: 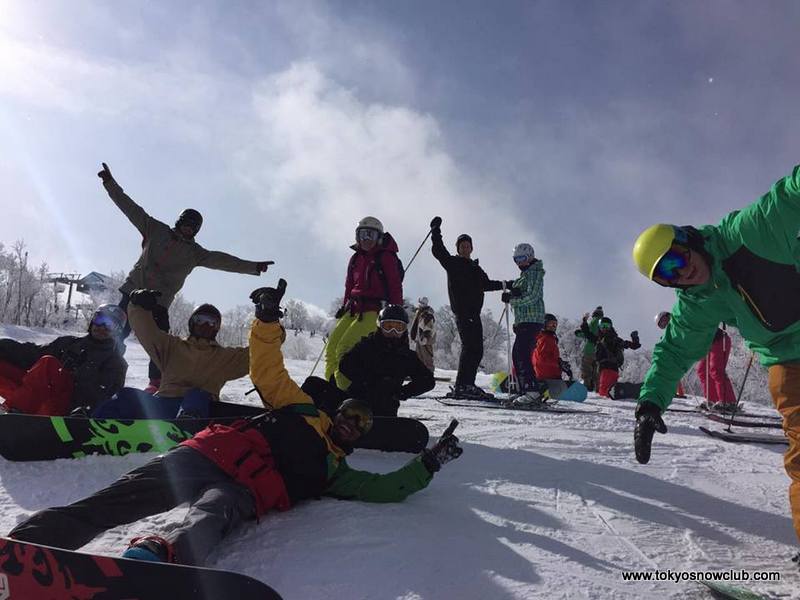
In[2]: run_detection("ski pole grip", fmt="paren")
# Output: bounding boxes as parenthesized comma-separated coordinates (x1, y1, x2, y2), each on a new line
(442, 418, 459, 438)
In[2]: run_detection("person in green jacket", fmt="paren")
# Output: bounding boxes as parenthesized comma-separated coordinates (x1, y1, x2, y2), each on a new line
(631, 164, 800, 557)
(575, 306, 603, 391)
(8, 278, 463, 566)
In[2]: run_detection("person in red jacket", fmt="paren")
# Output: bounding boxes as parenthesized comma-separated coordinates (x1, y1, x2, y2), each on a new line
(532, 314, 562, 380)
(325, 217, 403, 388)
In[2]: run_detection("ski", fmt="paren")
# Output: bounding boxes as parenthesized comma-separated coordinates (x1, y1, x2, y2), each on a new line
(0, 412, 429, 461)
(699, 426, 788, 445)
(0, 536, 282, 600)
(699, 579, 770, 599)
(705, 413, 783, 429)
(435, 398, 601, 415)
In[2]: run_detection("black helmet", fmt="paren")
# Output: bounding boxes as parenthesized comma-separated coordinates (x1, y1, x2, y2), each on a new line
(544, 313, 557, 323)
(378, 304, 409, 324)
(337, 399, 374, 434)
(176, 209, 203, 236)
(188, 303, 221, 339)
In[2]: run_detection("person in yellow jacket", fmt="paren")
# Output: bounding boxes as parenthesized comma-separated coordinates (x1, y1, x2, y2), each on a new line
(92, 289, 249, 419)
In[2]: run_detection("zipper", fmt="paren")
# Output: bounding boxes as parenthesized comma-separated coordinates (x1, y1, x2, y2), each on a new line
(736, 284, 774, 329)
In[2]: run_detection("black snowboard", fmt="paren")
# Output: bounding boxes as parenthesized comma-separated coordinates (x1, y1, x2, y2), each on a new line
(0, 410, 429, 462)
(699, 426, 788, 445)
(0, 536, 281, 600)
(435, 398, 601, 415)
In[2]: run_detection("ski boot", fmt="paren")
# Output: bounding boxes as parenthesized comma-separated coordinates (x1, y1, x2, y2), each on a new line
(507, 388, 551, 409)
(447, 384, 495, 401)
(122, 535, 176, 563)
(710, 402, 738, 415)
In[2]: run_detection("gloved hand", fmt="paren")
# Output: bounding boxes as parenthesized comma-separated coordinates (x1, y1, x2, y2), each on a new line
(559, 359, 573, 379)
(501, 292, 512, 303)
(630, 330, 640, 347)
(634, 401, 667, 464)
(256, 261, 274, 273)
(421, 422, 463, 473)
(250, 278, 287, 323)
(129, 289, 162, 311)
(97, 162, 114, 184)
(430, 216, 442, 230)
(334, 305, 347, 319)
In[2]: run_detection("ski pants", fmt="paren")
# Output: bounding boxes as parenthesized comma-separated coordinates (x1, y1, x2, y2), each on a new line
(416, 342, 435, 373)
(119, 292, 170, 383)
(325, 311, 378, 389)
(92, 387, 213, 419)
(696, 334, 736, 404)
(8, 446, 257, 566)
(0, 356, 74, 415)
(769, 363, 800, 543)
(598, 368, 619, 398)
(454, 313, 483, 387)
(512, 322, 542, 392)
(580, 354, 597, 392)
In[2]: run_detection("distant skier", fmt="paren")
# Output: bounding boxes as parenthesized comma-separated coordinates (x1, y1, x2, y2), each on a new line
(334, 305, 435, 416)
(504, 242, 545, 401)
(429, 216, 504, 399)
(631, 163, 800, 558)
(532, 313, 573, 398)
(575, 306, 603, 391)
(326, 217, 403, 389)
(410, 297, 436, 372)
(8, 279, 463, 567)
(580, 316, 640, 398)
(0, 305, 127, 415)
(97, 163, 271, 393)
(92, 289, 248, 419)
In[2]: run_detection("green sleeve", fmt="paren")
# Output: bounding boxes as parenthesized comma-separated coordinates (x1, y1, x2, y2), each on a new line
(324, 457, 433, 503)
(639, 292, 732, 411)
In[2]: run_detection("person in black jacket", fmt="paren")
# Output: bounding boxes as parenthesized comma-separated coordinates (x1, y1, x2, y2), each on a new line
(429, 216, 504, 399)
(579, 316, 640, 398)
(0, 305, 128, 415)
(335, 305, 435, 416)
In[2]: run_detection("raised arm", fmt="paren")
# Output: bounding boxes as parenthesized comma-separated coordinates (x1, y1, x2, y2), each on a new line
(197, 247, 269, 276)
(97, 163, 152, 236)
(430, 217, 452, 267)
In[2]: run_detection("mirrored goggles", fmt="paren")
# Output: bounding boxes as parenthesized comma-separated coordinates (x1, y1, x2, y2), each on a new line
(91, 314, 121, 332)
(598, 322, 612, 330)
(379, 320, 407, 335)
(190, 313, 221, 330)
(513, 255, 529, 264)
(356, 228, 381, 242)
(654, 247, 690, 283)
(340, 405, 373, 434)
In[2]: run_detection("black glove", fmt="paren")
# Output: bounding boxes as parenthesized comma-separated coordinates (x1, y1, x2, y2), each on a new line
(634, 401, 667, 464)
(250, 279, 287, 323)
(334, 306, 347, 319)
(97, 162, 114, 183)
(421, 421, 463, 473)
(501, 292, 512, 303)
(430, 216, 442, 230)
(559, 359, 573, 379)
(129, 289, 162, 311)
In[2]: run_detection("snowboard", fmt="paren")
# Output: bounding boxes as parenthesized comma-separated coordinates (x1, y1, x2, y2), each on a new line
(435, 398, 601, 415)
(0, 536, 281, 600)
(699, 426, 788, 446)
(0, 412, 429, 461)
(705, 413, 783, 430)
(545, 380, 588, 403)
(699, 580, 770, 600)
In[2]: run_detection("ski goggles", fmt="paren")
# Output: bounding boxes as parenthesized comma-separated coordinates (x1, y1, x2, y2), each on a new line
(356, 228, 381, 242)
(598, 321, 612, 330)
(513, 255, 529, 264)
(91, 313, 121, 332)
(189, 313, 221, 330)
(339, 404, 373, 434)
(654, 247, 691, 283)
(379, 320, 407, 335)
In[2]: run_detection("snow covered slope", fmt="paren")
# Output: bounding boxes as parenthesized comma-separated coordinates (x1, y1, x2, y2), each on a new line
(0, 326, 797, 599)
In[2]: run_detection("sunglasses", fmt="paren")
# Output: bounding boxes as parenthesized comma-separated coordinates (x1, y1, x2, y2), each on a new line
(340, 405, 373, 434)
(513, 255, 529, 264)
(190, 313, 220, 329)
(380, 320, 407, 335)
(91, 314, 121, 332)
(654, 247, 690, 283)
(357, 228, 381, 242)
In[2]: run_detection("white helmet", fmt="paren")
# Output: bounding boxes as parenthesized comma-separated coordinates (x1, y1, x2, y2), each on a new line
(655, 311, 671, 329)
(513, 243, 535, 262)
(418, 296, 429, 307)
(356, 216, 384, 234)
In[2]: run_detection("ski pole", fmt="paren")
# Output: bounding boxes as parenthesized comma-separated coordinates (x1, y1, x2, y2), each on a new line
(726, 352, 754, 432)
(308, 337, 328, 378)
(403, 229, 433, 274)
(485, 304, 508, 349)
(504, 294, 517, 395)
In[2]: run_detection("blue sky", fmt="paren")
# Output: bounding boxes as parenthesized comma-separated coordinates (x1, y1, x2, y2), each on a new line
(1, 0, 798, 346)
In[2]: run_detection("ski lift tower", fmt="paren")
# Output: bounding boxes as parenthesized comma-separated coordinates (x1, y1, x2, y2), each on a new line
(46, 272, 81, 313)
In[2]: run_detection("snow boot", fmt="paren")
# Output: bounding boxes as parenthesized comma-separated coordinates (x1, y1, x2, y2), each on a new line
(122, 535, 175, 563)
(508, 389, 551, 409)
(447, 384, 494, 400)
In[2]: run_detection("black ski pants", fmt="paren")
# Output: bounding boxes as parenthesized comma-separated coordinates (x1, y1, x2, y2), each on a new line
(8, 447, 256, 566)
(119, 292, 170, 381)
(512, 322, 543, 392)
(455, 313, 483, 387)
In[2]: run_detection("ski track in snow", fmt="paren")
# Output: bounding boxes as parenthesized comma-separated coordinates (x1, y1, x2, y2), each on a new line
(0, 325, 798, 599)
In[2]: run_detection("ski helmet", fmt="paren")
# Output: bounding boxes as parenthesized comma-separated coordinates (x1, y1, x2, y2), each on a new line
(355, 216, 384, 243)
(513, 243, 535, 263)
(378, 304, 409, 324)
(90, 304, 127, 334)
(632, 224, 702, 281)
(188, 303, 222, 339)
(544, 313, 557, 324)
(655, 311, 671, 329)
(337, 398, 374, 435)
(455, 233, 473, 250)
(418, 296, 429, 307)
(176, 209, 203, 236)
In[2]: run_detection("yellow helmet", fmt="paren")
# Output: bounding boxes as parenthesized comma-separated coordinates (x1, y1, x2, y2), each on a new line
(632, 224, 676, 280)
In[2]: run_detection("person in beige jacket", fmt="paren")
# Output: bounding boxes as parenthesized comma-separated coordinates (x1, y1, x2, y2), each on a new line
(98, 162, 271, 392)
(92, 290, 249, 419)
